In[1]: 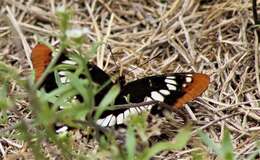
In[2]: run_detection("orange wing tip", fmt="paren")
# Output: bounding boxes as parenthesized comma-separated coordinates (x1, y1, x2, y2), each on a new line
(31, 44, 52, 80)
(174, 73, 210, 109)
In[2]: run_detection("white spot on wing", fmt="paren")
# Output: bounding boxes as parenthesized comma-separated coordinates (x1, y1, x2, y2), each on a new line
(148, 79, 153, 87)
(139, 106, 147, 111)
(130, 107, 138, 114)
(143, 97, 155, 110)
(145, 97, 153, 102)
(165, 79, 177, 85)
(108, 115, 116, 126)
(96, 118, 104, 126)
(56, 126, 68, 133)
(101, 114, 113, 127)
(167, 84, 177, 90)
(72, 96, 77, 102)
(116, 113, 124, 125)
(135, 107, 142, 113)
(159, 89, 170, 95)
(58, 71, 67, 76)
(182, 83, 187, 87)
(62, 60, 76, 65)
(124, 109, 130, 119)
(59, 105, 65, 109)
(151, 91, 164, 101)
(166, 76, 176, 79)
(147, 105, 152, 110)
(185, 77, 192, 83)
(60, 76, 69, 83)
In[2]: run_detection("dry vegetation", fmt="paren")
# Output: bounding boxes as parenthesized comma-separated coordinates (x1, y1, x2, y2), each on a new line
(0, 0, 260, 159)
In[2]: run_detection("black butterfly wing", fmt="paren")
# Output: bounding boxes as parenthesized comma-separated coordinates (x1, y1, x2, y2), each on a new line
(56, 53, 113, 90)
(56, 57, 116, 106)
(96, 73, 209, 127)
(116, 74, 186, 104)
(32, 44, 209, 129)
(32, 44, 116, 132)
(31, 44, 114, 105)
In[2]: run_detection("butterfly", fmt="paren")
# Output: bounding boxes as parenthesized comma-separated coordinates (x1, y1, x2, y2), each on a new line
(31, 44, 210, 128)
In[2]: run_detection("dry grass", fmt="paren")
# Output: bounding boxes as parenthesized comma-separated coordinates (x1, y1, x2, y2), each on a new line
(0, 0, 260, 159)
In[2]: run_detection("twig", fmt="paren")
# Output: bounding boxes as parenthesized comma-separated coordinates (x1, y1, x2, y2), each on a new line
(252, 0, 259, 24)
(254, 31, 260, 96)
(192, 112, 241, 135)
(6, 6, 32, 69)
(252, 0, 260, 39)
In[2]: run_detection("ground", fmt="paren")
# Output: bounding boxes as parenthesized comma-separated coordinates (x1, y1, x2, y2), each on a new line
(0, 0, 260, 160)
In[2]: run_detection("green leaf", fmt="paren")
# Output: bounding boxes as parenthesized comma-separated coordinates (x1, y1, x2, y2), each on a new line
(69, 73, 90, 102)
(56, 103, 89, 128)
(172, 125, 192, 150)
(0, 81, 13, 110)
(36, 101, 56, 127)
(142, 142, 174, 160)
(54, 70, 64, 88)
(140, 125, 192, 160)
(127, 113, 148, 142)
(89, 42, 102, 56)
(198, 128, 235, 160)
(0, 62, 19, 81)
(198, 130, 221, 157)
(220, 128, 234, 160)
(191, 150, 204, 160)
(95, 84, 120, 119)
(126, 125, 136, 160)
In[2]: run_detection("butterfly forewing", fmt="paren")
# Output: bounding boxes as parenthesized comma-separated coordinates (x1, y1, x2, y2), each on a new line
(31, 44, 52, 81)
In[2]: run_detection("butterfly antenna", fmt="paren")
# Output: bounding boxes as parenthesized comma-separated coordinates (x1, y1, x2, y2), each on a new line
(129, 52, 162, 73)
(107, 44, 126, 86)
(107, 44, 120, 73)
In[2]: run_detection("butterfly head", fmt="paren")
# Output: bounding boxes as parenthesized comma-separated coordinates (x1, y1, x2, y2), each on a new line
(117, 76, 126, 88)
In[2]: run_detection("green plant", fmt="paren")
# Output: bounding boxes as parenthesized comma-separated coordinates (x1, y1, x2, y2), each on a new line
(198, 128, 235, 160)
